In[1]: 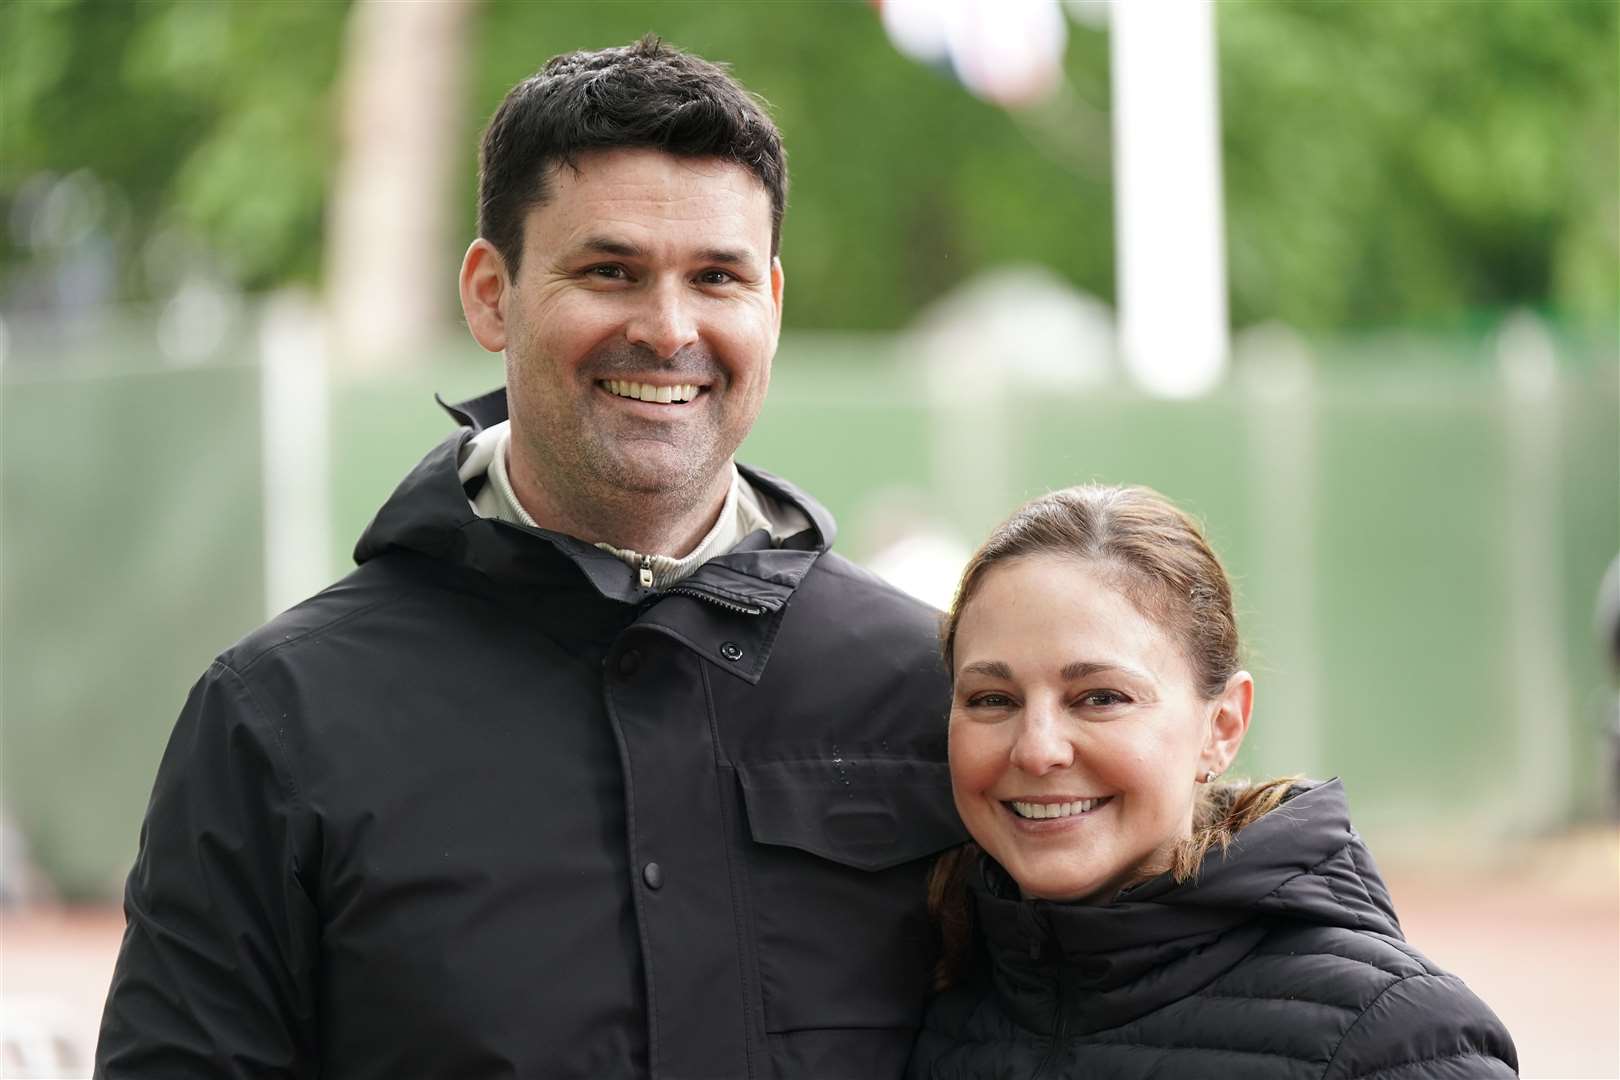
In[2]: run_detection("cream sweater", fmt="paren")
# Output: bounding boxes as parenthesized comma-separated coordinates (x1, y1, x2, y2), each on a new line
(457, 421, 809, 589)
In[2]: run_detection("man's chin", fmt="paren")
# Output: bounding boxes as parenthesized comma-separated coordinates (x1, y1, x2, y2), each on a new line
(591, 454, 720, 501)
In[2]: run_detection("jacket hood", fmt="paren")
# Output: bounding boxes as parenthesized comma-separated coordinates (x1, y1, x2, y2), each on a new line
(1093, 778, 1400, 940)
(971, 779, 1404, 1035)
(352, 387, 838, 617)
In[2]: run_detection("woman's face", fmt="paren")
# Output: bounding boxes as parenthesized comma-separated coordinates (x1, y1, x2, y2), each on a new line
(948, 555, 1250, 902)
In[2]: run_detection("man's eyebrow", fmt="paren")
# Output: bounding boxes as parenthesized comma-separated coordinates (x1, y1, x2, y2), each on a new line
(576, 236, 643, 259)
(959, 660, 1014, 680)
(696, 247, 752, 266)
(570, 236, 758, 268)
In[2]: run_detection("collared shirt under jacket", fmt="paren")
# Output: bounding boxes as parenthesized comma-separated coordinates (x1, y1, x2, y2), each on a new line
(96, 389, 966, 1080)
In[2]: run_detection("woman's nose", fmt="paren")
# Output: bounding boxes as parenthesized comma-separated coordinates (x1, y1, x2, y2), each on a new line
(1008, 707, 1075, 776)
(625, 281, 699, 360)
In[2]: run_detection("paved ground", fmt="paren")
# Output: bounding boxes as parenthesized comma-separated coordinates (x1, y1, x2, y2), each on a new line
(2, 829, 1616, 1079)
(0, 906, 120, 1078)
(1383, 828, 1620, 1080)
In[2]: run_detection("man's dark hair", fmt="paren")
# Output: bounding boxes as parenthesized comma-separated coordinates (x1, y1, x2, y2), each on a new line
(478, 34, 788, 274)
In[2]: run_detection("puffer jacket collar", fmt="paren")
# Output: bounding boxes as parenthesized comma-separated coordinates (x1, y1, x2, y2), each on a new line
(352, 387, 839, 685)
(971, 779, 1402, 1036)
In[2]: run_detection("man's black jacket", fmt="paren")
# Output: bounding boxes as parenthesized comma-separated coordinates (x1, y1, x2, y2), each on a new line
(97, 390, 965, 1079)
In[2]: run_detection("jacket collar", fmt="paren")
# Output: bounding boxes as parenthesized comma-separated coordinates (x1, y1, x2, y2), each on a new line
(352, 388, 839, 684)
(970, 780, 1401, 1035)
(431, 385, 838, 554)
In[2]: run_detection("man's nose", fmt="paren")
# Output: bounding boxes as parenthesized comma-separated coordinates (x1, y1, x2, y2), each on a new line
(1008, 705, 1075, 776)
(625, 280, 699, 360)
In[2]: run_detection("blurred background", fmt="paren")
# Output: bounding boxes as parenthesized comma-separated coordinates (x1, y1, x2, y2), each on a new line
(1, 0, 1615, 1076)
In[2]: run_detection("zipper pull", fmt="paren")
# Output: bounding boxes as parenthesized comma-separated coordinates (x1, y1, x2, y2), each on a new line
(638, 555, 654, 589)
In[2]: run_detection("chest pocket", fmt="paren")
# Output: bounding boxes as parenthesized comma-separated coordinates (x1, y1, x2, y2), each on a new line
(736, 755, 964, 1034)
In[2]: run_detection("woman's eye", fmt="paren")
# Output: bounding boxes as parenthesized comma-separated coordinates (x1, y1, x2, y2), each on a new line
(1079, 690, 1128, 708)
(967, 692, 1014, 709)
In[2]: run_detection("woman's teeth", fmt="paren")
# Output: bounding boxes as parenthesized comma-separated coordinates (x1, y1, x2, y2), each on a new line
(602, 380, 699, 404)
(1009, 797, 1109, 820)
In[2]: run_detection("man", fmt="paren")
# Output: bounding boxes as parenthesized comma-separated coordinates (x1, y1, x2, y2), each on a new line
(97, 36, 962, 1079)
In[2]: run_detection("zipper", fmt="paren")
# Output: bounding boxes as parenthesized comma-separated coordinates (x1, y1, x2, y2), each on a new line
(664, 585, 765, 616)
(1029, 962, 1069, 1080)
(635, 554, 768, 615)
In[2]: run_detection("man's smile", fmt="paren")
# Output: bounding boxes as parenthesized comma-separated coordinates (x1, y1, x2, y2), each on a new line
(598, 378, 704, 405)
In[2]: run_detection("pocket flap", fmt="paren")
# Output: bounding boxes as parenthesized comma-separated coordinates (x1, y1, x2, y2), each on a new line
(736, 756, 964, 872)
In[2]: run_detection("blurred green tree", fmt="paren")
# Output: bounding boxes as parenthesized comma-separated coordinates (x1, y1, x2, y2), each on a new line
(1219, 0, 1619, 334)
(1, 0, 350, 292)
(1, 0, 1613, 341)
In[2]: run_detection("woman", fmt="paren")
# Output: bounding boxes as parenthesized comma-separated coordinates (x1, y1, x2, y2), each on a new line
(910, 485, 1517, 1080)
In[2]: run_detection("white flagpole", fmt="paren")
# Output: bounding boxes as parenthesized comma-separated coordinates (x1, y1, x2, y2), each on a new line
(1111, 0, 1229, 398)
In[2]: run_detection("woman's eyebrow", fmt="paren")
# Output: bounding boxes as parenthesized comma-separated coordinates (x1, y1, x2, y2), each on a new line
(959, 660, 1013, 680)
(1060, 660, 1152, 682)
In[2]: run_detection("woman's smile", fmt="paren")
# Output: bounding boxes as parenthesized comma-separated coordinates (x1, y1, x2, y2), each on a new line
(1003, 796, 1115, 829)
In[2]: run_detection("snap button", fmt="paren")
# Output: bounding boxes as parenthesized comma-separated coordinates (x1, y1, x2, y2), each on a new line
(617, 649, 641, 677)
(642, 861, 663, 890)
(719, 642, 743, 662)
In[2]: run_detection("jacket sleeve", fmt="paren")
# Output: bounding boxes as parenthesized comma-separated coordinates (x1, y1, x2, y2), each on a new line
(96, 661, 319, 1078)
(1322, 970, 1519, 1080)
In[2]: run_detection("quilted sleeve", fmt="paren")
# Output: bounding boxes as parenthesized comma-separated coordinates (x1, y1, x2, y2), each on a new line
(1322, 970, 1519, 1080)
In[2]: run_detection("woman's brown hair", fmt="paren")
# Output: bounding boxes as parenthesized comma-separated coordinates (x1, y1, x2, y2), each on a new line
(929, 484, 1299, 991)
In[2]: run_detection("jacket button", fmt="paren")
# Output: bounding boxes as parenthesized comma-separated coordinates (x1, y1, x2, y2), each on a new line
(642, 861, 663, 890)
(719, 642, 744, 662)
(617, 649, 641, 677)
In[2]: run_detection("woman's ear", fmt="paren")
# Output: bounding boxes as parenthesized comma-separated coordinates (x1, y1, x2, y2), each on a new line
(460, 238, 511, 353)
(1202, 670, 1253, 777)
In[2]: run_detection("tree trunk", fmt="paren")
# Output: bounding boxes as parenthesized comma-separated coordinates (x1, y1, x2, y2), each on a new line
(324, 0, 476, 374)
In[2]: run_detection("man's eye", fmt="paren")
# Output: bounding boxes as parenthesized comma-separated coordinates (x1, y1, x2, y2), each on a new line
(587, 265, 627, 280)
(697, 269, 735, 285)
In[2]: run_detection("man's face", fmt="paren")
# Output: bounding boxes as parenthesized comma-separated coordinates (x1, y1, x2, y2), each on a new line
(499, 148, 783, 507)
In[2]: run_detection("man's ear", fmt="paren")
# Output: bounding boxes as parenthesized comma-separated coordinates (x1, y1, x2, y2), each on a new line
(1202, 670, 1253, 778)
(769, 256, 785, 334)
(460, 239, 510, 353)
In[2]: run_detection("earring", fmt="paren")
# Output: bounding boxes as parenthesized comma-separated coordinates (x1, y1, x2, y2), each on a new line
(1200, 769, 1218, 784)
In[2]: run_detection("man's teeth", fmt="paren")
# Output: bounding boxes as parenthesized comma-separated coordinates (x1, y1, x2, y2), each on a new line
(603, 379, 699, 404)
(1010, 798, 1107, 820)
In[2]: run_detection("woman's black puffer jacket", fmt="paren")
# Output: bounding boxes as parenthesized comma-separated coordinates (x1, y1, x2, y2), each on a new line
(909, 780, 1517, 1079)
